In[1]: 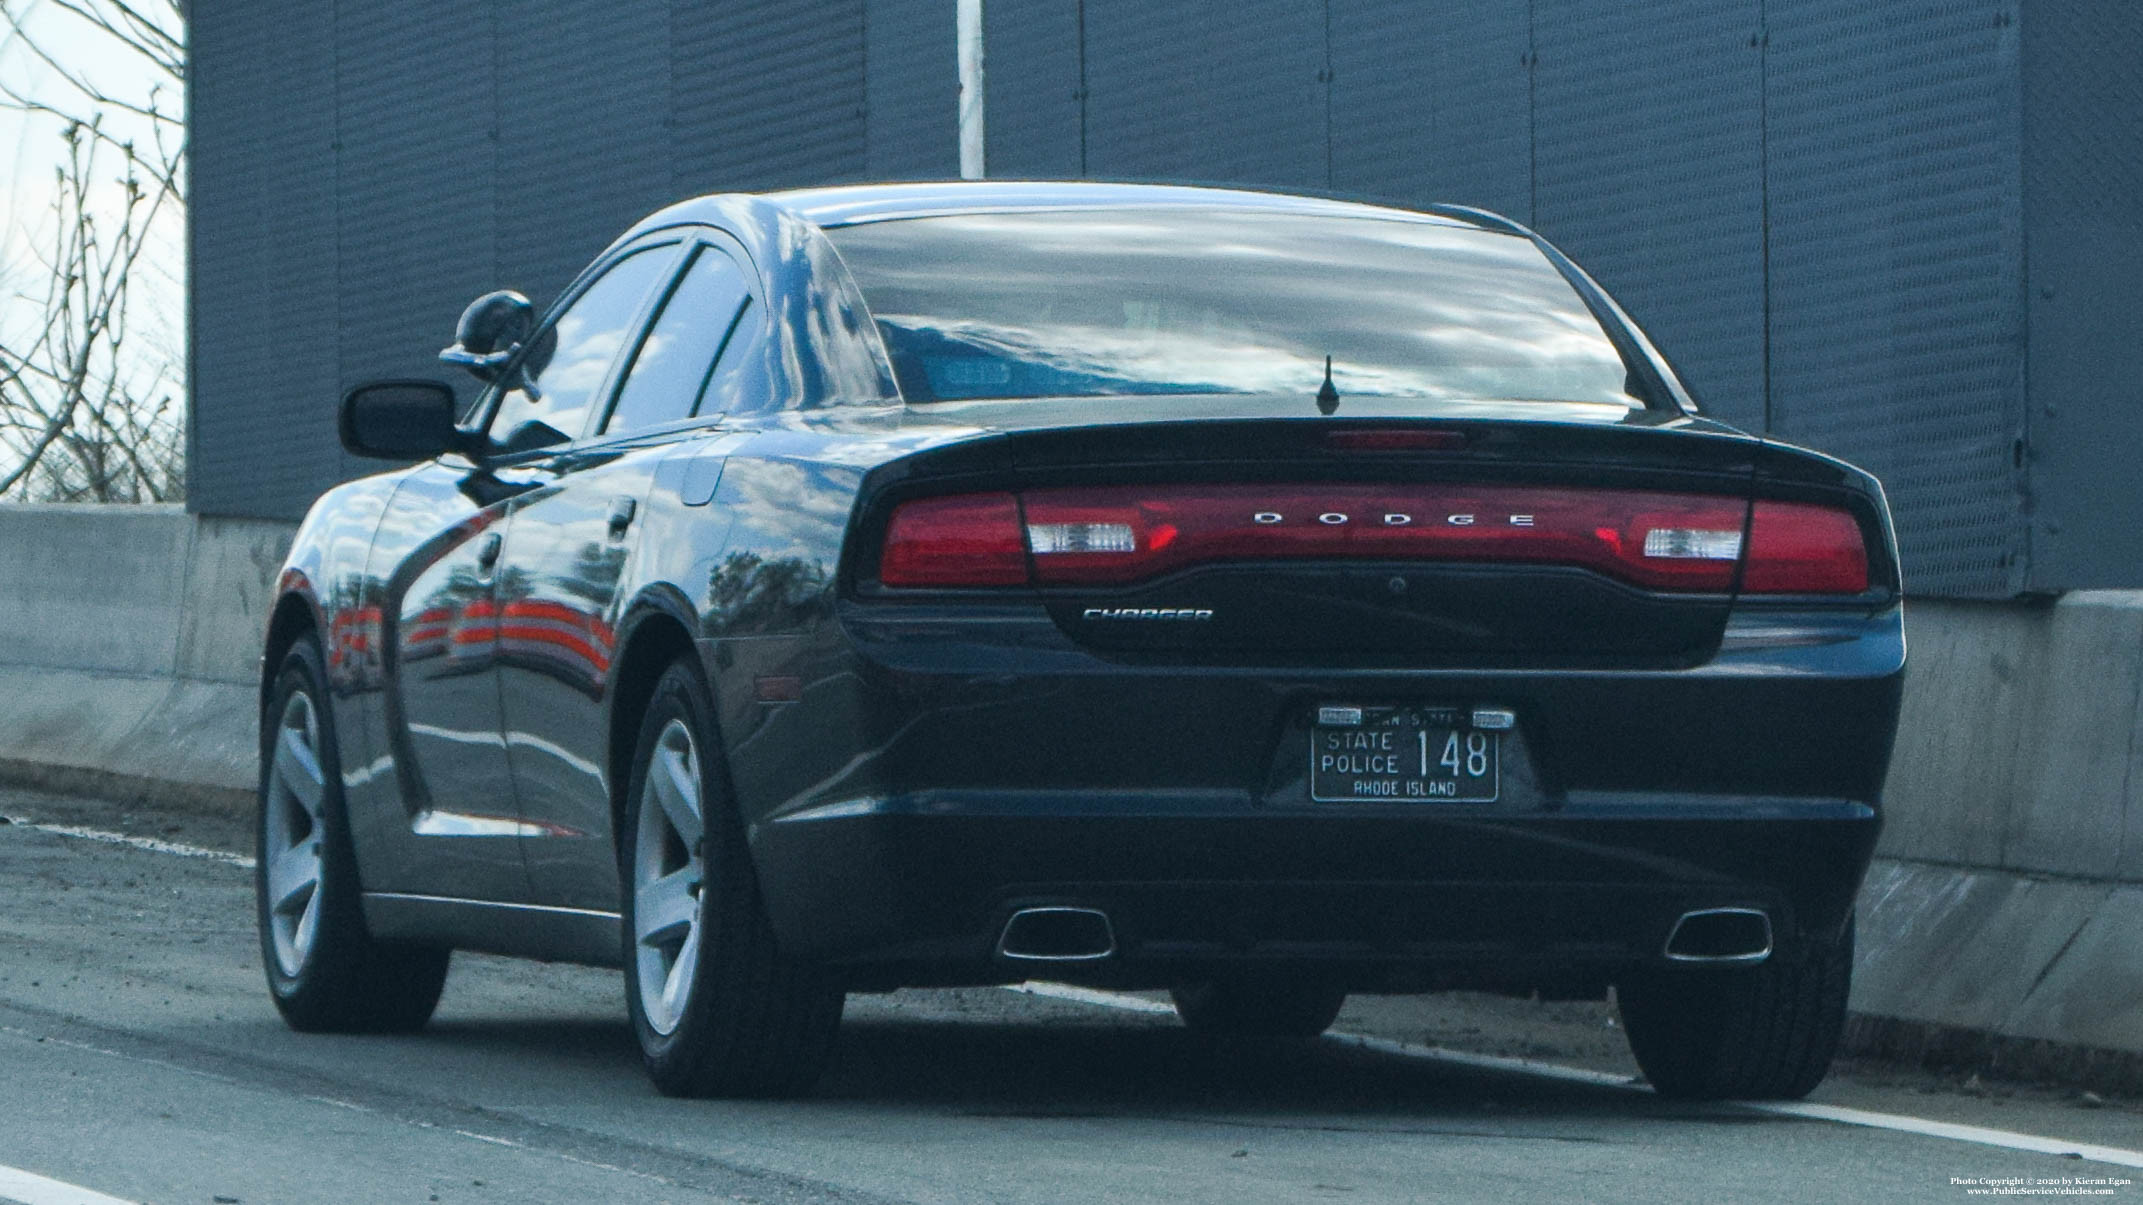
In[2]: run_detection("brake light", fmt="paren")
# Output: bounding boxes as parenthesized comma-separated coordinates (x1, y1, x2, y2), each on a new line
(878, 492, 1027, 587)
(1323, 428, 1467, 451)
(1742, 500, 1868, 594)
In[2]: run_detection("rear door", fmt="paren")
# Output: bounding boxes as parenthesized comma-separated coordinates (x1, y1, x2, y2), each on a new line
(493, 234, 766, 909)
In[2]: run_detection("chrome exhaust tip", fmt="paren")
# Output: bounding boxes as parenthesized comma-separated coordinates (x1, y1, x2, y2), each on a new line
(1663, 908, 1774, 964)
(997, 907, 1117, 962)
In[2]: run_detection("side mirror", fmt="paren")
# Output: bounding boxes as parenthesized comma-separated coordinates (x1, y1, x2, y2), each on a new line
(438, 290, 533, 380)
(340, 379, 462, 460)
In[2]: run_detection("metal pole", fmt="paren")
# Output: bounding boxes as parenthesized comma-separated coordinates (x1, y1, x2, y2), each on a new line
(957, 0, 985, 178)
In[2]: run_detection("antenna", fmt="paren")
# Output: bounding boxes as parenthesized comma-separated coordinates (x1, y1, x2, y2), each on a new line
(1316, 355, 1340, 415)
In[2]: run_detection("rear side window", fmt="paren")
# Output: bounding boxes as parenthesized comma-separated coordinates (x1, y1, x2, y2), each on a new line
(824, 209, 1645, 409)
(603, 245, 754, 434)
(489, 246, 676, 451)
(695, 294, 766, 416)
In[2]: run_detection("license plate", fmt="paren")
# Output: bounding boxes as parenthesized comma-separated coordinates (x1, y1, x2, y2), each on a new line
(1310, 705, 1499, 803)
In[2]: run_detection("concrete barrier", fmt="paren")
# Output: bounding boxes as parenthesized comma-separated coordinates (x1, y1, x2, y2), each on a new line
(1881, 593, 2143, 884)
(0, 504, 294, 809)
(1844, 594, 2143, 1084)
(0, 505, 2138, 1081)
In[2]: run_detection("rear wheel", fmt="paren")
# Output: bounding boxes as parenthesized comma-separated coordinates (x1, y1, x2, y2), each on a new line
(1617, 918, 1854, 1100)
(620, 656, 844, 1098)
(257, 637, 449, 1032)
(1171, 977, 1348, 1038)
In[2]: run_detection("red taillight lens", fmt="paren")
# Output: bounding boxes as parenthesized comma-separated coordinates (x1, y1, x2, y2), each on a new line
(876, 486, 1873, 594)
(1018, 484, 1751, 590)
(878, 492, 1027, 587)
(1742, 500, 1869, 594)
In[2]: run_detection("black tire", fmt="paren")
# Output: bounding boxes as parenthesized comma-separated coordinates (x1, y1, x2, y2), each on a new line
(1617, 917, 1854, 1101)
(619, 656, 844, 1098)
(257, 636, 449, 1033)
(1171, 977, 1348, 1038)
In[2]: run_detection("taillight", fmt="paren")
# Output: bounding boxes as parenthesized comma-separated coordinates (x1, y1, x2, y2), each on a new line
(876, 486, 1872, 594)
(1018, 485, 1751, 589)
(878, 492, 1027, 587)
(1742, 500, 1869, 594)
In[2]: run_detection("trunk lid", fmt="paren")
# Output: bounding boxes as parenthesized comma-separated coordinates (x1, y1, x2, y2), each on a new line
(878, 400, 1764, 668)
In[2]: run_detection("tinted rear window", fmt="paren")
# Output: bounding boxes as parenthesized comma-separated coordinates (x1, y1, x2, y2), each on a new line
(824, 209, 1644, 407)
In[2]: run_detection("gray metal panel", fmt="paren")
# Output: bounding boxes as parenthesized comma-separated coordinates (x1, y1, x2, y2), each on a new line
(186, 4, 341, 519)
(332, 2, 499, 440)
(2019, 0, 2143, 591)
(671, 0, 869, 197)
(1080, 0, 1327, 188)
(982, 0, 1084, 177)
(1531, 0, 1767, 434)
(866, 0, 958, 179)
(1327, 0, 1531, 221)
(496, 1, 676, 310)
(1765, 1, 2025, 596)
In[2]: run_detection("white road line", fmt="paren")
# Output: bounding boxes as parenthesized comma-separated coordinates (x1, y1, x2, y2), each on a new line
(0, 1162, 141, 1205)
(1745, 1102, 2143, 1171)
(0, 817, 254, 869)
(1012, 982, 2143, 1170)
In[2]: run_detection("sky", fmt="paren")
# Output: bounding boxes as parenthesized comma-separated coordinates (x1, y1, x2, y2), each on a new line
(0, 0, 185, 380)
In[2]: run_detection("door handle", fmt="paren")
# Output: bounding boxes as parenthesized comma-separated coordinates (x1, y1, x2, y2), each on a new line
(475, 531, 502, 571)
(608, 496, 638, 538)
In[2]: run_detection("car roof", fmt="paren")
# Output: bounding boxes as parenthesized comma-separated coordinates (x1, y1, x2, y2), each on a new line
(748, 180, 1501, 231)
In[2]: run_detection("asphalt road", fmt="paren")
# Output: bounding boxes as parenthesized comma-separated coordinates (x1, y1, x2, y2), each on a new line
(2, 787, 2137, 1205)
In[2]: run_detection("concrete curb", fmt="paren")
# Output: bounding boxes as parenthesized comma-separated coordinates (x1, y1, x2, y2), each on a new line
(0, 668, 256, 814)
(1847, 857, 2143, 1094)
(0, 759, 254, 817)
(1843, 1014, 2143, 1099)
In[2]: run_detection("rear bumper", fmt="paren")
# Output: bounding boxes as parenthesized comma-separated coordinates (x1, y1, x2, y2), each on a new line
(725, 604, 1902, 989)
(751, 791, 1879, 989)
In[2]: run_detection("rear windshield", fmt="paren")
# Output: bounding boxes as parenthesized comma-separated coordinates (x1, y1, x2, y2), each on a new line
(823, 209, 1645, 407)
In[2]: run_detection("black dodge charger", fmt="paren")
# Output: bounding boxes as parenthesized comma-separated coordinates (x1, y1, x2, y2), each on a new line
(257, 182, 1903, 1101)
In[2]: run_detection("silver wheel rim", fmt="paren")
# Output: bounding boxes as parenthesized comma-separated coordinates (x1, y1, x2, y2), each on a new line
(264, 690, 327, 978)
(633, 718, 706, 1037)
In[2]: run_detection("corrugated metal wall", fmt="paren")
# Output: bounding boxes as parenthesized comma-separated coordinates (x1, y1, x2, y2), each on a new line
(330, 0, 498, 495)
(2020, 0, 2143, 593)
(1079, 0, 1328, 188)
(1532, 1, 1768, 438)
(1763, 2, 2027, 596)
(192, 1, 2121, 598)
(1325, 1, 1530, 222)
(187, 2, 343, 521)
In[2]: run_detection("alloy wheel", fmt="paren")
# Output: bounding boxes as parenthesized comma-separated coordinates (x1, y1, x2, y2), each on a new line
(263, 689, 327, 978)
(633, 718, 707, 1036)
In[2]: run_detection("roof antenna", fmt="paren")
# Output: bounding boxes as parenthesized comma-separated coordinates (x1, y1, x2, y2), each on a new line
(1316, 355, 1340, 415)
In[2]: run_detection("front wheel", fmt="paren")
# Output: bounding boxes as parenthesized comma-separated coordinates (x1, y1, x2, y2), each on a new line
(1171, 978, 1348, 1038)
(1617, 918, 1854, 1100)
(257, 636, 449, 1032)
(620, 656, 844, 1098)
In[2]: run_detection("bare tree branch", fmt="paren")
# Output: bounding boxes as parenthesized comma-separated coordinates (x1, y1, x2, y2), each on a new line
(0, 0, 186, 503)
(47, 0, 180, 77)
